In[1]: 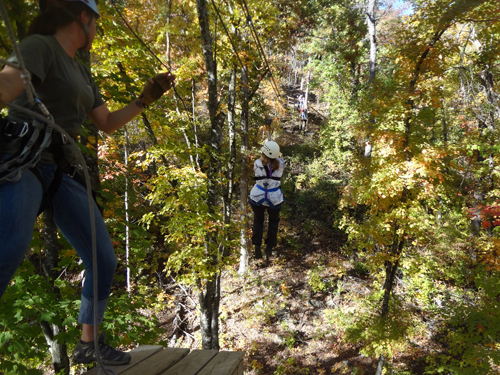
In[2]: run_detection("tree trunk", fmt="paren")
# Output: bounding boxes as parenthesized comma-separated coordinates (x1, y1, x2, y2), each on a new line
(350, 61, 357, 99)
(480, 67, 497, 187)
(441, 98, 448, 144)
(374, 354, 385, 375)
(41, 209, 70, 375)
(375, 233, 403, 375)
(461, 65, 498, 237)
(197, 276, 221, 350)
(365, 0, 377, 158)
(223, 68, 237, 256)
(302, 68, 311, 132)
(177, 99, 197, 169)
(366, 0, 377, 83)
(238, 67, 250, 275)
(195, 0, 224, 350)
(40, 320, 70, 375)
(124, 126, 131, 292)
(192, 78, 200, 167)
(304, 67, 310, 109)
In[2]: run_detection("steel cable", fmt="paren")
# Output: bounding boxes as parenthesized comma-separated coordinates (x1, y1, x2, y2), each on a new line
(108, 0, 196, 132)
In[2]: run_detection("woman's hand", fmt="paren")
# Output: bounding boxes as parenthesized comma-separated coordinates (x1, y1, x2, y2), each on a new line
(137, 72, 176, 108)
(89, 72, 176, 134)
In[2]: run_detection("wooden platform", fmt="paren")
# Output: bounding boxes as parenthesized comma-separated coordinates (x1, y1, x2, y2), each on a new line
(85, 346, 244, 375)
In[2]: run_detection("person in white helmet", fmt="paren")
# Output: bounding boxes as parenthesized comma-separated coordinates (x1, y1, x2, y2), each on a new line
(249, 141, 285, 260)
(0, 0, 175, 365)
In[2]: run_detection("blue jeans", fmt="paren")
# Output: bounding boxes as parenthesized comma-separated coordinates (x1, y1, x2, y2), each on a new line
(0, 164, 117, 325)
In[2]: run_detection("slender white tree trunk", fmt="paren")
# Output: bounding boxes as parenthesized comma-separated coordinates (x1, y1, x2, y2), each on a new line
(238, 67, 250, 275)
(124, 125, 130, 292)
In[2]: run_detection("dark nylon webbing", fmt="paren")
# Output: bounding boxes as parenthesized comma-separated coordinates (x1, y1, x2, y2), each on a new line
(254, 163, 281, 181)
(254, 176, 281, 181)
(30, 132, 97, 216)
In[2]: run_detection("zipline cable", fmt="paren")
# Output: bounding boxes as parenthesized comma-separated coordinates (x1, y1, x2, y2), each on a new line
(237, 0, 283, 105)
(108, 0, 196, 130)
(209, 0, 245, 71)
(111, 0, 284, 123)
(0, 1, 115, 374)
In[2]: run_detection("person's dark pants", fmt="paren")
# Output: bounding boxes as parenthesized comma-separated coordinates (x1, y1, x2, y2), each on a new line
(251, 203, 281, 249)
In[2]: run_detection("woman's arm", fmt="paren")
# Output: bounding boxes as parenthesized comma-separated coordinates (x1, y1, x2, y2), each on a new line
(88, 99, 144, 134)
(88, 73, 175, 134)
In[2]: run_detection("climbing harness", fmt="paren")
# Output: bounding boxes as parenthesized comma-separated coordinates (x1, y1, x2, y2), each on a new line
(252, 185, 283, 208)
(251, 165, 284, 209)
(0, 0, 114, 374)
(0, 113, 53, 185)
(254, 164, 281, 182)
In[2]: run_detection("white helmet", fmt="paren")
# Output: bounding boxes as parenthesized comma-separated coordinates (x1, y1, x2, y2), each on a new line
(261, 141, 280, 159)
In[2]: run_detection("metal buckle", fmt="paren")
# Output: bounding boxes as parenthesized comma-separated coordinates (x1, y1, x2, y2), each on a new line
(68, 164, 81, 179)
(18, 122, 29, 137)
(3, 121, 29, 138)
(61, 133, 68, 145)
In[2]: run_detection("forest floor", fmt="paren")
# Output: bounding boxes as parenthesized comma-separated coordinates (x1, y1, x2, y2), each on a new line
(145, 97, 440, 375)
(151, 192, 434, 375)
(71, 89, 492, 375)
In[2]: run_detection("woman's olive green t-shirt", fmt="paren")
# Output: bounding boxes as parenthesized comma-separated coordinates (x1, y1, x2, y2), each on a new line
(6, 34, 104, 164)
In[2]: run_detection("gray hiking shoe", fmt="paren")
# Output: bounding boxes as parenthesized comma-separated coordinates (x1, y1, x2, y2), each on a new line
(72, 332, 131, 365)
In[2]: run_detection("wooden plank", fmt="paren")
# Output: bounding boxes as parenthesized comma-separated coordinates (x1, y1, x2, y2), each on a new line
(121, 348, 190, 375)
(197, 352, 245, 375)
(231, 356, 244, 375)
(161, 350, 219, 375)
(86, 345, 164, 375)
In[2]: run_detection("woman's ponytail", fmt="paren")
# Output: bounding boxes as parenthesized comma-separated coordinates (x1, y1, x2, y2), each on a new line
(271, 158, 280, 171)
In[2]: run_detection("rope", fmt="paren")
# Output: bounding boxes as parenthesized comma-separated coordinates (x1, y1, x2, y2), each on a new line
(0, 0, 37, 109)
(0, 2, 115, 374)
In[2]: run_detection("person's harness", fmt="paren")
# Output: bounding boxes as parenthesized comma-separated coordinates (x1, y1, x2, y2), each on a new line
(0, 1, 114, 373)
(0, 102, 53, 184)
(252, 164, 283, 209)
(0, 116, 88, 215)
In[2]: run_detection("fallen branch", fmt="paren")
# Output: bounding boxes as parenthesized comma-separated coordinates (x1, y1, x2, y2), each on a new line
(309, 105, 327, 119)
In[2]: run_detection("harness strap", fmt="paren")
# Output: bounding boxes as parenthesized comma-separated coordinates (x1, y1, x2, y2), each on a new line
(0, 117, 53, 184)
(254, 163, 281, 181)
(50, 132, 81, 177)
(257, 185, 281, 193)
(2, 120, 30, 138)
(30, 166, 63, 216)
(254, 185, 282, 208)
(254, 176, 281, 181)
(29, 132, 94, 216)
(264, 165, 271, 177)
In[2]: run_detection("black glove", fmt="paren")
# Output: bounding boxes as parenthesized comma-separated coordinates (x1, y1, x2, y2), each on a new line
(138, 72, 175, 108)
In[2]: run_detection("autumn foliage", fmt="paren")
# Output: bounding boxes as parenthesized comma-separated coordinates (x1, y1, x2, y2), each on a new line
(1, 0, 500, 374)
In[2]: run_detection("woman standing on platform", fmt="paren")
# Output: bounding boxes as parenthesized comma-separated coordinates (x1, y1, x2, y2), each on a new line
(0, 0, 174, 365)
